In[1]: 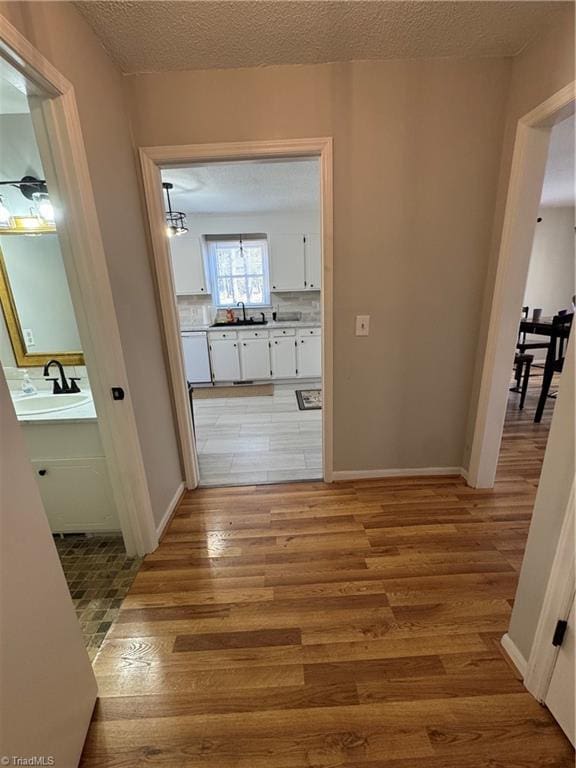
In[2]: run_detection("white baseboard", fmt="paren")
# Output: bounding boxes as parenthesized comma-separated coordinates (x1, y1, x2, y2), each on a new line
(156, 481, 185, 539)
(501, 633, 528, 678)
(331, 466, 465, 481)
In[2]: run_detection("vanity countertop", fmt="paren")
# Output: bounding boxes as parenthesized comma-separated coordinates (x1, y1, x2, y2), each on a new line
(11, 391, 98, 424)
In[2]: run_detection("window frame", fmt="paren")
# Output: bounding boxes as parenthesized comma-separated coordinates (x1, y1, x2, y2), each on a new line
(206, 235, 271, 308)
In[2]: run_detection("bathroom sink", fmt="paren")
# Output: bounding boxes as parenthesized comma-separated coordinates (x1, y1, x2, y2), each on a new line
(12, 392, 93, 416)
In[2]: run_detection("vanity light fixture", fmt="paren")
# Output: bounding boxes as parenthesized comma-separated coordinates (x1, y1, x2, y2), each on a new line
(0, 175, 55, 225)
(162, 181, 188, 237)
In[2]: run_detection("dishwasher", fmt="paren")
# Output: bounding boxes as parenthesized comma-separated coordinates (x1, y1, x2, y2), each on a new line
(181, 331, 212, 384)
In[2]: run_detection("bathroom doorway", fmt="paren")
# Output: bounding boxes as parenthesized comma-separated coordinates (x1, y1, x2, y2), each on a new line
(0, 26, 155, 657)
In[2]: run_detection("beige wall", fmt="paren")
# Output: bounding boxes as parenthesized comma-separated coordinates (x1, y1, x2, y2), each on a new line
(126, 56, 511, 472)
(524, 206, 575, 319)
(0, 366, 97, 762)
(0, 2, 182, 525)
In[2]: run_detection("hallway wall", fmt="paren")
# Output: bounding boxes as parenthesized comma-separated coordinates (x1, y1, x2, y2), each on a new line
(0, 1, 183, 527)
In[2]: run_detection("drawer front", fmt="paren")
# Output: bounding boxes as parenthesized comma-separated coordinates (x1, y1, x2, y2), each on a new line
(238, 329, 269, 340)
(270, 328, 296, 337)
(297, 327, 321, 337)
(209, 330, 238, 340)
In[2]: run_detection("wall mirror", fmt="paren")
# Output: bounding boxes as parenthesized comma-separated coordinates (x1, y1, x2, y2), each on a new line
(0, 231, 84, 366)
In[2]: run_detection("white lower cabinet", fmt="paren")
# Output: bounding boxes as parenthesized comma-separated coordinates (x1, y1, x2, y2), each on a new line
(240, 339, 272, 380)
(271, 337, 298, 378)
(209, 338, 240, 381)
(297, 330, 322, 378)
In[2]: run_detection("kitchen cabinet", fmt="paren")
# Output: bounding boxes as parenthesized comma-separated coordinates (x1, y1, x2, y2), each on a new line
(169, 233, 209, 295)
(297, 329, 321, 378)
(269, 233, 306, 291)
(304, 234, 321, 290)
(271, 337, 298, 378)
(209, 338, 240, 381)
(240, 338, 272, 380)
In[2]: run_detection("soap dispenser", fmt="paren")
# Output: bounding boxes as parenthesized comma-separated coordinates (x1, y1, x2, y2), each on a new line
(21, 370, 37, 395)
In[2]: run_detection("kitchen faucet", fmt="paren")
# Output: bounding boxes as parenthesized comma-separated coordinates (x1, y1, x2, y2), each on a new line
(236, 301, 247, 323)
(43, 359, 81, 395)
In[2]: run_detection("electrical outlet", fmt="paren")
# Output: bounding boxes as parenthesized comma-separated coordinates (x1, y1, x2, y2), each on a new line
(355, 315, 370, 336)
(23, 328, 35, 347)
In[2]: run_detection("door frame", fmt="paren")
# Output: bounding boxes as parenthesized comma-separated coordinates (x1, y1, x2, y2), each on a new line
(0, 17, 158, 555)
(139, 139, 334, 488)
(467, 82, 575, 488)
(523, 481, 575, 702)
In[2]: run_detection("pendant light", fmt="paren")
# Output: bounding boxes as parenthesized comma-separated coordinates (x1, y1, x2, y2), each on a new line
(162, 182, 188, 237)
(0, 176, 55, 225)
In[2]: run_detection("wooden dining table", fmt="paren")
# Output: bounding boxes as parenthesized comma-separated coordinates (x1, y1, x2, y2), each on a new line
(519, 315, 572, 422)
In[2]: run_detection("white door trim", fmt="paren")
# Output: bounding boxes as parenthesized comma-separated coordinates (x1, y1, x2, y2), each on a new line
(467, 82, 575, 488)
(524, 482, 575, 701)
(0, 16, 158, 555)
(139, 138, 334, 487)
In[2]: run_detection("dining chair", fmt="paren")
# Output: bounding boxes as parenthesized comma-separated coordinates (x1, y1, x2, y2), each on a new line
(534, 313, 573, 423)
(513, 306, 548, 391)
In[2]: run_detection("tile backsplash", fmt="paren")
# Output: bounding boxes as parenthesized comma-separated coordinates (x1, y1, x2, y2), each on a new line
(3, 364, 90, 393)
(177, 291, 321, 328)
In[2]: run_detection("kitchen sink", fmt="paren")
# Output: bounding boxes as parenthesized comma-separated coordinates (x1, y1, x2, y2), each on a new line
(211, 320, 268, 327)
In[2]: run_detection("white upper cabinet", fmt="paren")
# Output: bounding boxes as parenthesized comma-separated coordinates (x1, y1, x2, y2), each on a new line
(169, 234, 209, 295)
(304, 234, 321, 291)
(269, 234, 306, 292)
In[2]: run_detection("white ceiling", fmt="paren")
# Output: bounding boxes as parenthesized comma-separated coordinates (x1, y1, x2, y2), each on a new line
(541, 116, 575, 208)
(75, 1, 571, 74)
(161, 159, 320, 214)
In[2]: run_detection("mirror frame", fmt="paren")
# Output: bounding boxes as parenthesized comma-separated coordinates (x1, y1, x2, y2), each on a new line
(0, 238, 84, 366)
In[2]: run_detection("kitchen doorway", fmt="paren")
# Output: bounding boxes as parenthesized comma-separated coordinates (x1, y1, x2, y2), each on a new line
(140, 139, 333, 489)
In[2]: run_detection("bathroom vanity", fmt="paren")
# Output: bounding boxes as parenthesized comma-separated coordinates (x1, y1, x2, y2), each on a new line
(12, 392, 120, 534)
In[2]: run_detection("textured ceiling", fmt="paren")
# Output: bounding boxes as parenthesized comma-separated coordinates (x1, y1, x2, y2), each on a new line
(541, 116, 575, 208)
(162, 159, 320, 214)
(75, 1, 571, 74)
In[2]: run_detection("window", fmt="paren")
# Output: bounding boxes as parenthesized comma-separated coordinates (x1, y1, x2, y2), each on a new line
(207, 236, 270, 307)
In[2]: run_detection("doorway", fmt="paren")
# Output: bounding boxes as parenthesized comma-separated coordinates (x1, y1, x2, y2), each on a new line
(140, 139, 333, 489)
(161, 158, 323, 486)
(0, 19, 156, 659)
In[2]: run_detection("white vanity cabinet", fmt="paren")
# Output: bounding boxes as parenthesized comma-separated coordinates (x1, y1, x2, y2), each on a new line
(22, 422, 119, 534)
(297, 328, 322, 378)
(269, 233, 306, 291)
(208, 331, 240, 381)
(169, 233, 209, 295)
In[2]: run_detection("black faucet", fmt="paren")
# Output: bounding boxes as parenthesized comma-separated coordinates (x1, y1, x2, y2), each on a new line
(43, 359, 81, 395)
(236, 301, 247, 323)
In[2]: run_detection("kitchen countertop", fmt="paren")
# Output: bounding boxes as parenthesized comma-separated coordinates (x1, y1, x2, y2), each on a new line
(181, 321, 321, 332)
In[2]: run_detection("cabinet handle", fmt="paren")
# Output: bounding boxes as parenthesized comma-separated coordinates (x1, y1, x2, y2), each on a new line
(243, 343, 247, 346)
(200, 287, 204, 292)
(275, 341, 278, 345)
(38, 469, 47, 477)
(234, 343, 237, 347)
(304, 280, 307, 287)
(273, 285, 276, 289)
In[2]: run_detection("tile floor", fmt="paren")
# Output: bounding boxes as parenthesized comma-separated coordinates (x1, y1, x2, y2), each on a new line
(192, 382, 323, 486)
(54, 534, 142, 660)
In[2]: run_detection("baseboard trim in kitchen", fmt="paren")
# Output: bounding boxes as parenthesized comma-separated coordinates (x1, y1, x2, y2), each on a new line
(156, 482, 185, 541)
(331, 466, 465, 481)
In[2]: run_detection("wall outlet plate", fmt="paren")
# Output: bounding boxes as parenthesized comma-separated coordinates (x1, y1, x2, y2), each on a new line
(355, 315, 370, 336)
(23, 328, 35, 347)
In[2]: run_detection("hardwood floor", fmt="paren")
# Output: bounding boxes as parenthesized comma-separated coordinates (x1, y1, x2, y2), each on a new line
(80, 379, 572, 766)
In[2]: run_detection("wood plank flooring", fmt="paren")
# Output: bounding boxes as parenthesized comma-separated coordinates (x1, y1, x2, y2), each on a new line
(80, 379, 573, 766)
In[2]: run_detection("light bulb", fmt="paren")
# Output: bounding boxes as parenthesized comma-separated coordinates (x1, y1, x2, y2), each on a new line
(0, 196, 11, 227)
(33, 192, 55, 224)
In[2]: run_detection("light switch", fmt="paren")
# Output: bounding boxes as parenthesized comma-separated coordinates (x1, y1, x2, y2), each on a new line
(23, 328, 35, 347)
(355, 315, 370, 336)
